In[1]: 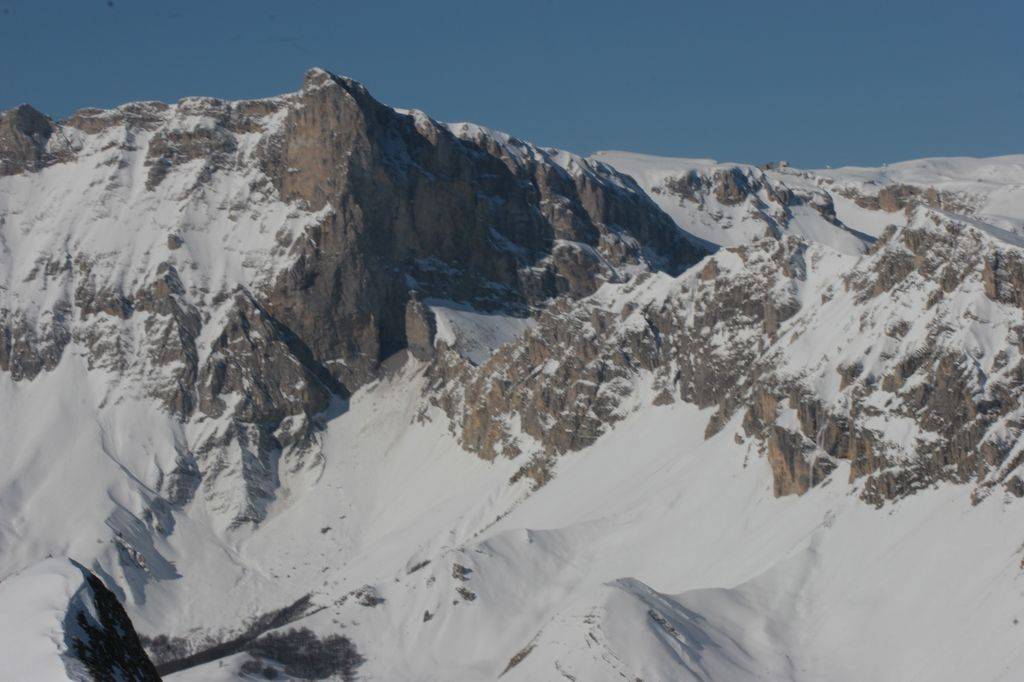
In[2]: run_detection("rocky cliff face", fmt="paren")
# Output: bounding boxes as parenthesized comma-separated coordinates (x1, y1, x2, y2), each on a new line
(258, 70, 702, 390)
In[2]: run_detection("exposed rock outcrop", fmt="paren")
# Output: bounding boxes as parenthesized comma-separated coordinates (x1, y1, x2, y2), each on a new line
(0, 104, 73, 175)
(429, 207, 1024, 504)
(631, 156, 868, 253)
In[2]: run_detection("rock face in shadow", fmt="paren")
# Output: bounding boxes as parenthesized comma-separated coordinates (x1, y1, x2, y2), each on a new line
(0, 558, 161, 681)
(0, 104, 73, 176)
(68, 564, 163, 681)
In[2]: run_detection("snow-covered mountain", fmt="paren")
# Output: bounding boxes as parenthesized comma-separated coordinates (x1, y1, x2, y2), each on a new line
(3, 69, 1024, 680)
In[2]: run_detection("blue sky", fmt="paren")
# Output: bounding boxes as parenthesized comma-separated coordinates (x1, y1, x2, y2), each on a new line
(1, 0, 1020, 167)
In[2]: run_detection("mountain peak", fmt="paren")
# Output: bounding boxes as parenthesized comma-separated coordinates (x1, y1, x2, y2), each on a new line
(302, 65, 336, 90)
(301, 66, 369, 99)
(0, 102, 58, 175)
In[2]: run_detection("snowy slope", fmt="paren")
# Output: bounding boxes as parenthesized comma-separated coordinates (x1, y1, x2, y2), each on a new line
(817, 155, 1024, 236)
(0, 559, 96, 681)
(428, 299, 537, 365)
(167, 365, 1024, 681)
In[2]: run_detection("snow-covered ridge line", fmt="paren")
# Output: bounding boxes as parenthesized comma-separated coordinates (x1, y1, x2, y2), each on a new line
(593, 150, 1024, 250)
